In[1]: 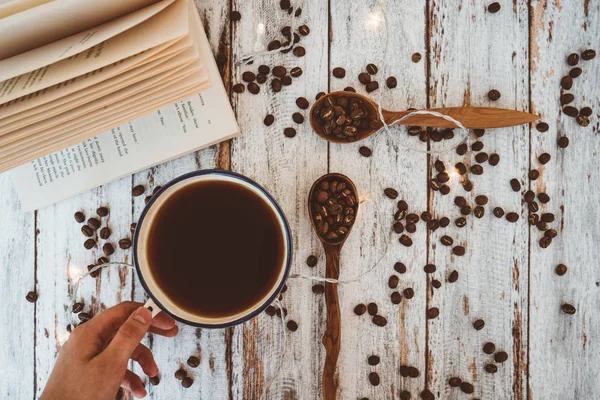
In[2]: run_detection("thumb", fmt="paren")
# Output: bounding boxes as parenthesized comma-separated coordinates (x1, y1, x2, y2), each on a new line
(104, 307, 152, 364)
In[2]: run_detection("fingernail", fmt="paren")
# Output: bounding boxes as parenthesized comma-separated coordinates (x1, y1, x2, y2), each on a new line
(133, 307, 151, 324)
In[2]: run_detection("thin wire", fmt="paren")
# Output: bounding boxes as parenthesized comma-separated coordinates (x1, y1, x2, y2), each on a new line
(73, 261, 134, 296)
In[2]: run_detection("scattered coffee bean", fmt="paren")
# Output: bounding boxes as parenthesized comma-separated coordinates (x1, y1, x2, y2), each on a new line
(506, 212, 519, 222)
(366, 81, 379, 93)
(265, 306, 277, 316)
(298, 24, 310, 36)
(424, 264, 436, 274)
(558, 135, 571, 147)
(403, 288, 415, 299)
(358, 72, 372, 85)
(132, 185, 145, 197)
(232, 83, 245, 93)
(247, 82, 260, 94)
(474, 206, 484, 218)
(475, 152, 489, 163)
(306, 255, 318, 267)
(581, 49, 596, 60)
(488, 153, 500, 166)
(485, 364, 498, 373)
(460, 382, 474, 394)
(473, 319, 485, 330)
(84, 239, 96, 249)
(295, 7, 302, 17)
(393, 222, 404, 234)
(493, 207, 505, 218)
(74, 211, 85, 223)
(316, 92, 326, 101)
(72, 302, 83, 313)
(563, 106, 579, 117)
(293, 46, 306, 57)
(445, 270, 458, 284)
(332, 67, 346, 78)
(384, 188, 399, 199)
(386, 76, 397, 89)
(394, 262, 407, 274)
(256, 74, 267, 84)
(440, 235, 453, 246)
(560, 75, 573, 90)
(567, 53, 580, 66)
(536, 122, 549, 132)
(529, 169, 540, 180)
(494, 351, 509, 363)
(471, 165, 484, 175)
(284, 127, 296, 138)
(462, 180, 473, 192)
(400, 366, 409, 377)
(368, 372, 380, 386)
(427, 307, 439, 319)
(569, 67, 582, 78)
(405, 223, 416, 233)
(311, 284, 324, 294)
(560, 93, 574, 105)
(454, 162, 466, 175)
(175, 369, 186, 380)
(523, 190, 535, 203)
(488, 89, 501, 101)
(460, 206, 472, 215)
(428, 219, 440, 231)
(399, 392, 411, 400)
(149, 375, 160, 385)
(78, 312, 92, 322)
(388, 275, 399, 289)
(399, 235, 414, 247)
(287, 320, 298, 331)
(367, 302, 378, 316)
(81, 225, 94, 237)
(576, 115, 590, 126)
(102, 243, 114, 256)
(456, 143, 468, 155)
(391, 291, 402, 304)
(555, 264, 567, 276)
(510, 178, 521, 192)
(359, 146, 372, 157)
(372, 315, 387, 327)
(152, 186, 162, 195)
(354, 304, 367, 315)
(483, 342, 496, 354)
(26, 291, 38, 302)
(292, 112, 305, 124)
(562, 303, 576, 314)
(536, 220, 547, 231)
(118, 238, 132, 250)
(420, 389, 435, 400)
(432, 279, 442, 289)
(187, 356, 200, 368)
(409, 53, 422, 64)
(455, 217, 467, 228)
(87, 264, 100, 278)
(242, 71, 256, 82)
(541, 213, 555, 223)
(407, 366, 420, 378)
(290, 67, 303, 78)
(296, 97, 309, 110)
(448, 377, 462, 387)
(267, 40, 282, 51)
(545, 229, 558, 238)
(99, 227, 111, 240)
(87, 218, 101, 230)
(263, 114, 275, 127)
(454, 196, 467, 207)
(230, 10, 241, 21)
(452, 246, 466, 256)
(488, 2, 501, 13)
(181, 377, 193, 388)
(538, 192, 550, 203)
(272, 66, 286, 78)
(366, 64, 378, 75)
(472, 141, 484, 151)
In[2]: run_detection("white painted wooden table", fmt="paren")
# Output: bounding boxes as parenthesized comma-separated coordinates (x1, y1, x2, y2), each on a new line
(1, 0, 599, 399)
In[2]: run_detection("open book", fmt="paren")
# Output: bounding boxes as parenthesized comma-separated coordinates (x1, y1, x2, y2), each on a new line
(0, 0, 239, 210)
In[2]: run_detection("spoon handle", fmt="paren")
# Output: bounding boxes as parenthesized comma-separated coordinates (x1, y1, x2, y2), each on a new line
(383, 107, 539, 129)
(322, 246, 341, 400)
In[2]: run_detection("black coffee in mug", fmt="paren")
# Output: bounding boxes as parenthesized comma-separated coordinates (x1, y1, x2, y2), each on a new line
(135, 171, 291, 327)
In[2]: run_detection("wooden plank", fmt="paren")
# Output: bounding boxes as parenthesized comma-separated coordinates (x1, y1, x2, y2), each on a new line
(528, 1, 600, 398)
(426, 1, 530, 399)
(229, 0, 329, 397)
(130, 0, 231, 398)
(328, 0, 428, 398)
(0, 172, 35, 399)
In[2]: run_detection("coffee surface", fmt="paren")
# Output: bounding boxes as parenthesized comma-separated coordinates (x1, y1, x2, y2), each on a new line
(146, 179, 285, 319)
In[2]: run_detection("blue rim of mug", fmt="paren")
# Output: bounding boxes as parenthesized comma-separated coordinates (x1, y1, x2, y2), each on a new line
(132, 169, 293, 328)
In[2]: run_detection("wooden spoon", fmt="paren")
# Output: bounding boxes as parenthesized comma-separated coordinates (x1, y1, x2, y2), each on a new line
(308, 173, 359, 400)
(309, 91, 539, 144)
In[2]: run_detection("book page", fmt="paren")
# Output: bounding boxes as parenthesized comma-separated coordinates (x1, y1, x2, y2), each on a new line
(0, 0, 189, 103)
(0, 0, 53, 19)
(0, 0, 176, 81)
(0, 0, 161, 60)
(10, 5, 239, 211)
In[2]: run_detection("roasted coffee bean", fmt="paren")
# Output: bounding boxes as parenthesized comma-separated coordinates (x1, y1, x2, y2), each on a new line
(175, 369, 187, 380)
(367, 302, 378, 316)
(460, 206, 472, 215)
(538, 192, 550, 202)
(562, 303, 576, 314)
(367, 355, 381, 366)
(506, 212, 519, 222)
(74, 211, 86, 223)
(298, 24, 310, 36)
(365, 81, 379, 93)
(483, 342, 496, 354)
(306, 255, 319, 268)
(267, 40, 281, 51)
(474, 195, 488, 205)
(557, 136, 570, 148)
(372, 315, 387, 327)
(72, 302, 84, 313)
(453, 246, 466, 256)
(118, 238, 132, 250)
(545, 229, 557, 238)
(510, 178, 521, 192)
(315, 92, 326, 101)
(394, 209, 407, 221)
(284, 127, 296, 138)
(529, 169, 540, 180)
(471, 165, 484, 175)
(428, 219, 440, 231)
(247, 82, 260, 94)
(359, 146, 372, 157)
(257, 65, 270, 75)
(582, 49, 596, 60)
(407, 366, 420, 378)
(406, 213, 419, 224)
(292, 112, 305, 124)
(454, 162, 467, 175)
(332, 67, 346, 78)
(384, 188, 399, 199)
(472, 141, 484, 151)
(87, 264, 100, 278)
(475, 152, 489, 163)
(560, 75, 573, 90)
(560, 93, 575, 105)
(149, 375, 160, 386)
(438, 184, 449, 195)
(102, 243, 114, 256)
(408, 52, 422, 64)
(279, 0, 290, 9)
(474, 206, 485, 218)
(403, 287, 415, 299)
(366, 63, 378, 75)
(460, 382, 474, 394)
(272, 66, 287, 78)
(293, 46, 306, 57)
(287, 320, 298, 331)
(488, 153, 500, 166)
(427, 307, 439, 319)
(424, 264, 436, 274)
(368, 372, 380, 386)
(181, 377, 194, 388)
(569, 67, 582, 78)
(448, 377, 462, 387)
(406, 223, 416, 233)
(26, 291, 38, 302)
(187, 356, 200, 368)
(84, 239, 96, 249)
(485, 363, 498, 374)
(242, 71, 256, 82)
(493, 207, 505, 218)
(311, 284, 325, 294)
(538, 153, 551, 164)
(428, 178, 441, 191)
(407, 126, 422, 136)
(393, 221, 404, 234)
(265, 305, 277, 316)
(563, 106, 579, 117)
(440, 235, 453, 246)
(389, 275, 399, 288)
(576, 115, 590, 126)
(81, 225, 94, 237)
(386, 76, 397, 89)
(399, 391, 411, 400)
(230, 10, 241, 21)
(358, 72, 372, 85)
(390, 291, 402, 304)
(421, 211, 432, 222)
(264, 114, 275, 127)
(432, 279, 441, 289)
(128, 223, 136, 235)
(420, 389, 435, 400)
(78, 312, 92, 323)
(271, 78, 282, 92)
(536, 220, 548, 231)
(394, 262, 407, 274)
(152, 186, 162, 195)
(433, 159, 445, 173)
(232, 83, 245, 93)
(455, 217, 467, 227)
(256, 74, 267, 84)
(354, 303, 367, 316)
(437, 172, 450, 183)
(286, 67, 302, 79)
(567, 53, 580, 66)
(541, 213, 555, 223)
(535, 122, 549, 133)
(555, 264, 567, 276)
(295, 7, 302, 16)
(296, 97, 309, 109)
(456, 143, 468, 155)
(454, 196, 467, 207)
(447, 270, 459, 283)
(99, 227, 111, 240)
(494, 351, 509, 363)
(144, 196, 152, 204)
(523, 190, 535, 203)
(87, 218, 101, 230)
(488, 2, 501, 12)
(462, 180, 473, 192)
(528, 201, 539, 213)
(488, 89, 501, 101)
(473, 319, 485, 330)
(400, 365, 409, 377)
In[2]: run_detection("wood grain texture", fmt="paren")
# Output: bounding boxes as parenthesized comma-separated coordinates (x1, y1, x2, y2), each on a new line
(427, 1, 530, 399)
(328, 0, 429, 398)
(528, 1, 600, 399)
(322, 245, 342, 400)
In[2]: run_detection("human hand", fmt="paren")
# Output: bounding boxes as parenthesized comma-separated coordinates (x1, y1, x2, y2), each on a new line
(40, 301, 178, 400)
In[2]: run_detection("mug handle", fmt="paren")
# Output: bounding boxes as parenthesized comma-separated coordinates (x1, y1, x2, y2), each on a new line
(143, 298, 162, 318)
